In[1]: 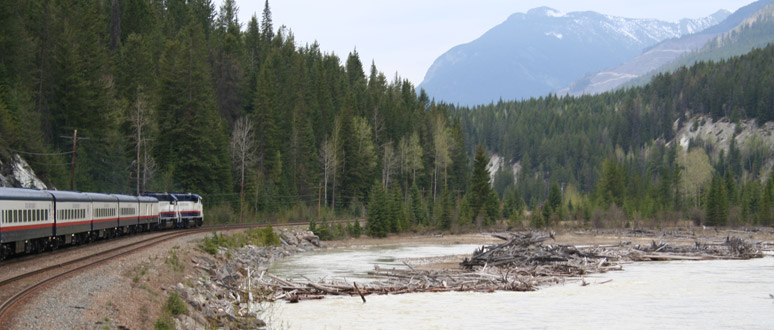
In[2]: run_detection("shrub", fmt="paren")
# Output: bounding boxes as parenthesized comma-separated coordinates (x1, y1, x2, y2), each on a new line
(165, 292, 187, 316)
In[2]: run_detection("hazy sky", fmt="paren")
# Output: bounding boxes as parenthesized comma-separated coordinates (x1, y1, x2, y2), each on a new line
(233, 0, 753, 86)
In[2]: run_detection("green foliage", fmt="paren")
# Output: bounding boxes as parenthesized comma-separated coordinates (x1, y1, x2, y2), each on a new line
(366, 183, 389, 238)
(352, 219, 362, 237)
(312, 219, 349, 241)
(165, 247, 185, 272)
(548, 181, 562, 214)
(706, 174, 728, 226)
(470, 144, 497, 226)
(154, 316, 172, 330)
(199, 226, 280, 255)
(155, 292, 187, 330)
(165, 292, 188, 316)
(4, 0, 774, 231)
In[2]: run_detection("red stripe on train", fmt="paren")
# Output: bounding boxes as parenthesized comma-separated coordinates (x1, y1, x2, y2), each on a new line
(0, 223, 54, 232)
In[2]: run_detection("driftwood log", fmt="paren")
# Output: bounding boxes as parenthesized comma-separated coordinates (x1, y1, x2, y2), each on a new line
(258, 231, 763, 302)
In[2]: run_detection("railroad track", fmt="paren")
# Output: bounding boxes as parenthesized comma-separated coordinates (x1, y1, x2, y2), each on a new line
(0, 221, 320, 325)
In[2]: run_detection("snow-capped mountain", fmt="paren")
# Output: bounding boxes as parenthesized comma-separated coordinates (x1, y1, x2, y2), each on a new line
(418, 7, 728, 106)
(563, 0, 774, 96)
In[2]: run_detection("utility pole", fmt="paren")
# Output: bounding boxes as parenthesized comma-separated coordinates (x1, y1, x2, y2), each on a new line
(70, 129, 78, 190)
(61, 129, 89, 191)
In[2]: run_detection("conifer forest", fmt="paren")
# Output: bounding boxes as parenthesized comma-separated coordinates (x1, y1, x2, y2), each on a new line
(1, 0, 774, 238)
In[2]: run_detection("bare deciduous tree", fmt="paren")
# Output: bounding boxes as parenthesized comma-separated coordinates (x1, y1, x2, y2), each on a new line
(131, 86, 155, 195)
(432, 114, 451, 201)
(382, 142, 398, 188)
(320, 117, 342, 209)
(403, 131, 423, 186)
(231, 116, 256, 222)
(320, 138, 336, 207)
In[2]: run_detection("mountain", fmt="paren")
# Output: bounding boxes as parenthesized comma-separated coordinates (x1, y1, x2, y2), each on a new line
(418, 7, 728, 106)
(624, 2, 774, 88)
(564, 0, 773, 96)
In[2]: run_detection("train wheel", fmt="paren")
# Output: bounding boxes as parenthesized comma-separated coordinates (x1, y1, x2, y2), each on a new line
(24, 241, 33, 254)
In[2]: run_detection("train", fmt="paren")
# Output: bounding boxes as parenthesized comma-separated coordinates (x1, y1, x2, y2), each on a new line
(0, 188, 203, 260)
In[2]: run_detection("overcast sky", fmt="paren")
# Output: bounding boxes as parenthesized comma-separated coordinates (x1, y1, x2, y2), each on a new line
(232, 0, 753, 86)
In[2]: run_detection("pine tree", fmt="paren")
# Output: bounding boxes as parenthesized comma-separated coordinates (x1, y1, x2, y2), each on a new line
(156, 20, 232, 194)
(366, 183, 388, 238)
(410, 183, 426, 225)
(548, 181, 562, 213)
(470, 145, 491, 214)
(706, 174, 728, 227)
(254, 49, 280, 181)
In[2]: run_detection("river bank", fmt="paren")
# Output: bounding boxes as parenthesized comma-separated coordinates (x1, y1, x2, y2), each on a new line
(168, 226, 772, 328)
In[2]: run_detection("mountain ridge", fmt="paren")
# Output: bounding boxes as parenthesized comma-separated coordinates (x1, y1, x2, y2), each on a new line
(419, 7, 727, 106)
(563, 0, 774, 96)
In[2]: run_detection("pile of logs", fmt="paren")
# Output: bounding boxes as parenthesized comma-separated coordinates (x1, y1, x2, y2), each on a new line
(631, 235, 763, 261)
(460, 231, 625, 278)
(260, 231, 764, 303)
(261, 264, 535, 303)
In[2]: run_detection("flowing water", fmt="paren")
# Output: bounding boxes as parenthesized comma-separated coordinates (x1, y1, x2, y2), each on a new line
(268, 245, 774, 329)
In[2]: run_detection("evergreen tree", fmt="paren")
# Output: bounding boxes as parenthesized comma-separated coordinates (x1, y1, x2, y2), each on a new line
(470, 144, 494, 222)
(706, 174, 728, 226)
(410, 183, 426, 225)
(155, 20, 231, 194)
(548, 181, 562, 213)
(366, 183, 388, 238)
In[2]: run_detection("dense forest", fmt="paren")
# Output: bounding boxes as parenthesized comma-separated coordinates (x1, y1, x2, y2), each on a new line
(1, 1, 773, 236)
(459, 45, 774, 229)
(0, 0, 470, 230)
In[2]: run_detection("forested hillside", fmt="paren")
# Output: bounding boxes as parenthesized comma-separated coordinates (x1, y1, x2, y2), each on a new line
(458, 44, 774, 227)
(0, 1, 471, 226)
(1, 0, 772, 233)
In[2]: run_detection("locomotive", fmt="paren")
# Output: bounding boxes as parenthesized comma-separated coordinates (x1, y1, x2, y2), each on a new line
(141, 192, 203, 229)
(0, 188, 203, 260)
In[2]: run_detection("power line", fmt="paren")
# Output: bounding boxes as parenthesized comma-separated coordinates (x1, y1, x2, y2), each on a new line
(7, 148, 74, 156)
(24, 160, 74, 166)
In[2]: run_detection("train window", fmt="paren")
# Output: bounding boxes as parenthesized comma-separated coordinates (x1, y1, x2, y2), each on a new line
(45, 209, 48, 220)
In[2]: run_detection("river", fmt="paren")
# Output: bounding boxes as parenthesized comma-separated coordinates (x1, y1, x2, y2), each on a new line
(268, 244, 773, 329)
